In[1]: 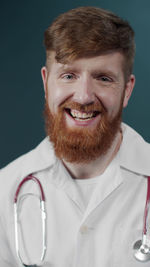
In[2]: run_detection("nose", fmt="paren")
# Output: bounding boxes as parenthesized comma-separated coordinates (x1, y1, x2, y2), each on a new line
(72, 75, 95, 105)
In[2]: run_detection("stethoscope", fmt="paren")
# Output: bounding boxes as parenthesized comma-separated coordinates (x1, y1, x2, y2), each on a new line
(14, 174, 150, 266)
(133, 176, 150, 262)
(14, 174, 47, 267)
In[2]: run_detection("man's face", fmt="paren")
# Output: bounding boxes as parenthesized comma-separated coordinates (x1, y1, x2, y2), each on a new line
(42, 52, 135, 163)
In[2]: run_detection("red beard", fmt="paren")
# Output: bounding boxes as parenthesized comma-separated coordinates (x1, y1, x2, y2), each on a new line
(44, 99, 123, 163)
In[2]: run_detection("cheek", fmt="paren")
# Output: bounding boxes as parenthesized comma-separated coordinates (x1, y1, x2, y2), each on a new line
(96, 87, 124, 115)
(46, 80, 71, 114)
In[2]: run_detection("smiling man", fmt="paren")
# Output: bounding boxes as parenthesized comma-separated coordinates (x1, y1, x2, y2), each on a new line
(42, 51, 134, 174)
(0, 6, 150, 267)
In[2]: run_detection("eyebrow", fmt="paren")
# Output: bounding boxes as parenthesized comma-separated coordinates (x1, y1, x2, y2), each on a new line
(56, 65, 80, 74)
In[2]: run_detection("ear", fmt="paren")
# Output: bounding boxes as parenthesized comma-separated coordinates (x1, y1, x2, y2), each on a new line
(41, 66, 48, 98)
(123, 74, 135, 108)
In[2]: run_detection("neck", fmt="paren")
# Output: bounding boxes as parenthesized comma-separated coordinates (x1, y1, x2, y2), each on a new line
(62, 130, 122, 179)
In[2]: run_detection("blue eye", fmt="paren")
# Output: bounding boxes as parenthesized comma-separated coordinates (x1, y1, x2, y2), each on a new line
(100, 76, 112, 82)
(66, 74, 73, 79)
(63, 74, 74, 80)
(101, 77, 109, 81)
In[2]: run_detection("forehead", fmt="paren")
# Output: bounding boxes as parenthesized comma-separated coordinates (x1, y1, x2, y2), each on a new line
(47, 51, 125, 75)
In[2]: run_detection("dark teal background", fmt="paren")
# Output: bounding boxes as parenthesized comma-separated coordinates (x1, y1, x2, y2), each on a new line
(0, 0, 150, 168)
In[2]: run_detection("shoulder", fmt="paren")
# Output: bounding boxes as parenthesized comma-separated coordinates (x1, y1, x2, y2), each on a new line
(0, 137, 56, 198)
(120, 123, 150, 176)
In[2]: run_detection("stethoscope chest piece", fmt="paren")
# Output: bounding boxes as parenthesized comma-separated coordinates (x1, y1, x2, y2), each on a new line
(132, 176, 150, 262)
(133, 239, 150, 262)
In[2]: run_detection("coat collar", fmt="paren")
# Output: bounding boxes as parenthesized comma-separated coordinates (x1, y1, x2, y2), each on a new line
(20, 123, 150, 179)
(19, 137, 56, 179)
(119, 123, 150, 176)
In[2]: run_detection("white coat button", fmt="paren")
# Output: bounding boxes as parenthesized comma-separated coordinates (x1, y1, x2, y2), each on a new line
(80, 225, 89, 234)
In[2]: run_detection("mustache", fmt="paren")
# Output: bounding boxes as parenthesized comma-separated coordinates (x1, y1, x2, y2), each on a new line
(59, 100, 105, 113)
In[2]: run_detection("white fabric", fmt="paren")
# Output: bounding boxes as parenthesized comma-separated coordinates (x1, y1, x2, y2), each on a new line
(0, 123, 150, 267)
(73, 157, 118, 209)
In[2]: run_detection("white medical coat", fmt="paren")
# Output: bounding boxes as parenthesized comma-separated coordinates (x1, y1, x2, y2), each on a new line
(0, 123, 150, 267)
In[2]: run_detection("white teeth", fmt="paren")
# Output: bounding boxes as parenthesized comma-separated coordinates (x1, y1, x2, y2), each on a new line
(73, 117, 93, 121)
(70, 109, 95, 119)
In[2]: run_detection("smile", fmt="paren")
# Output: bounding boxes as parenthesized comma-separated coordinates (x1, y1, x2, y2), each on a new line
(65, 108, 100, 121)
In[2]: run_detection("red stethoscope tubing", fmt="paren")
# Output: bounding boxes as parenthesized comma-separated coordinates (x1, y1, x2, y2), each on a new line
(14, 174, 45, 203)
(14, 175, 150, 234)
(143, 176, 150, 235)
(14, 174, 46, 266)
